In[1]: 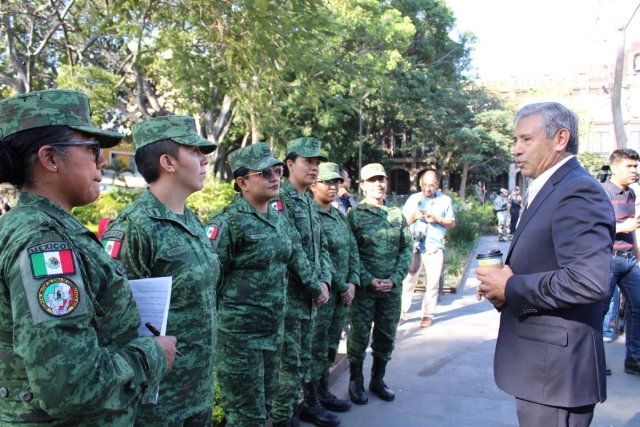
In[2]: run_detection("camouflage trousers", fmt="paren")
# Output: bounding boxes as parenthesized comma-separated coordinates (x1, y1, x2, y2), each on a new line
(347, 290, 401, 363)
(270, 318, 313, 422)
(305, 290, 348, 383)
(134, 407, 212, 427)
(215, 341, 282, 427)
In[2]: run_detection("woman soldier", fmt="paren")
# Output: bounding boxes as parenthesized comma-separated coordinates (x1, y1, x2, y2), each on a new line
(104, 116, 221, 426)
(0, 89, 176, 426)
(207, 143, 322, 427)
(346, 163, 412, 405)
(307, 163, 361, 413)
(270, 137, 333, 427)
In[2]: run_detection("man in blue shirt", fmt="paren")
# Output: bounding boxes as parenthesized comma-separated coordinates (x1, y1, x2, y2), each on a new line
(399, 170, 455, 328)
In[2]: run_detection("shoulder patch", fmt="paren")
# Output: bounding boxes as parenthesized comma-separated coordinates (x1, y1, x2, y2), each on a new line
(102, 229, 125, 241)
(271, 200, 283, 211)
(205, 224, 220, 240)
(29, 248, 75, 278)
(38, 277, 81, 317)
(102, 239, 122, 258)
(20, 246, 89, 325)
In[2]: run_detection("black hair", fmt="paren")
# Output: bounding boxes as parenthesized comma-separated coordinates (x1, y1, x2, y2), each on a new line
(232, 167, 250, 193)
(610, 148, 640, 164)
(135, 139, 181, 184)
(0, 126, 78, 189)
(282, 153, 300, 178)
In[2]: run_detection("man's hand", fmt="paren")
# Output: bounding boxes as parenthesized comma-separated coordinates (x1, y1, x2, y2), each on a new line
(368, 278, 393, 293)
(413, 210, 426, 223)
(341, 283, 356, 306)
(476, 265, 514, 309)
(338, 187, 351, 198)
(617, 217, 640, 233)
(314, 282, 330, 307)
(425, 213, 441, 224)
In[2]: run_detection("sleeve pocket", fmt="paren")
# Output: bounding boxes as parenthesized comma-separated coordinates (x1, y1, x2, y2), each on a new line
(516, 321, 568, 347)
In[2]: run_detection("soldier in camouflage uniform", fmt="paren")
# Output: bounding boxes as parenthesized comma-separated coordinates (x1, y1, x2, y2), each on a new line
(207, 143, 322, 427)
(307, 163, 361, 414)
(270, 137, 335, 427)
(105, 116, 221, 426)
(346, 163, 413, 405)
(0, 90, 175, 426)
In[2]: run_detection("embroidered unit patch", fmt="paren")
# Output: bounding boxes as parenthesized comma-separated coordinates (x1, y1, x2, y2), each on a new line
(38, 277, 80, 317)
(30, 249, 75, 278)
(271, 200, 283, 211)
(205, 225, 219, 240)
(103, 239, 122, 258)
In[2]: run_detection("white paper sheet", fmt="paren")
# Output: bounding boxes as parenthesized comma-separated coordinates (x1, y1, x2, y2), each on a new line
(128, 276, 172, 337)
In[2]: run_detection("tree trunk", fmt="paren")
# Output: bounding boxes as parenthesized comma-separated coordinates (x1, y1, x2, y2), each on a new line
(611, 26, 627, 150)
(459, 162, 469, 199)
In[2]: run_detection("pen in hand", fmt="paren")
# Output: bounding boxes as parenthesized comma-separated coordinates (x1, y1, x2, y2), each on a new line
(145, 322, 182, 357)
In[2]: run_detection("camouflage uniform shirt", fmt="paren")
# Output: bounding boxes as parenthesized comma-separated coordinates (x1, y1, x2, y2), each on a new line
(207, 195, 321, 350)
(0, 193, 166, 426)
(272, 180, 332, 319)
(316, 204, 361, 292)
(105, 190, 220, 424)
(347, 201, 413, 294)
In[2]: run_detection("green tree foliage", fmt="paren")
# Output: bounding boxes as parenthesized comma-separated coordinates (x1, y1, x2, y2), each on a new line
(1, 0, 511, 191)
(186, 178, 237, 224)
(577, 151, 608, 180)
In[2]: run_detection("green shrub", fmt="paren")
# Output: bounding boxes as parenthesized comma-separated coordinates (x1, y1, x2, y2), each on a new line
(72, 189, 143, 229)
(187, 178, 237, 224)
(213, 372, 226, 426)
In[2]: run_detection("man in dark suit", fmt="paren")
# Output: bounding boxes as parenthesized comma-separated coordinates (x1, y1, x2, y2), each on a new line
(476, 102, 615, 427)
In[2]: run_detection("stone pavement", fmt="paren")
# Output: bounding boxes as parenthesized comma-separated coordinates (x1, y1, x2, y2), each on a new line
(312, 235, 640, 427)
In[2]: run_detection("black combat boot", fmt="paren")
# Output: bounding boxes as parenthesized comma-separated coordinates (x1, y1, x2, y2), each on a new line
(300, 382, 341, 426)
(369, 358, 395, 401)
(317, 369, 352, 412)
(348, 362, 368, 405)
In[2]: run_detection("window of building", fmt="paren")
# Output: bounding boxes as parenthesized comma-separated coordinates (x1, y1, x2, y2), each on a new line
(593, 132, 611, 155)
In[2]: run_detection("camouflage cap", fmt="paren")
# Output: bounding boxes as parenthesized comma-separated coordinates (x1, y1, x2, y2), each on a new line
(228, 142, 284, 173)
(317, 162, 343, 182)
(132, 116, 217, 154)
(0, 89, 124, 148)
(287, 137, 328, 162)
(361, 163, 387, 181)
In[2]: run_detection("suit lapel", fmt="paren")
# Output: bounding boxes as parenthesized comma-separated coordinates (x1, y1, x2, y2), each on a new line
(505, 157, 580, 264)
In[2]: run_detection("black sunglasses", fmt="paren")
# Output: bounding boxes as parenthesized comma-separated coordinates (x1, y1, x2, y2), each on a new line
(244, 165, 284, 180)
(33, 140, 101, 164)
(317, 179, 342, 186)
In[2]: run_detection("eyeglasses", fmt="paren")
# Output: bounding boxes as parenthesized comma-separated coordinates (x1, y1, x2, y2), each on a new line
(244, 165, 284, 180)
(317, 179, 342, 186)
(33, 140, 101, 164)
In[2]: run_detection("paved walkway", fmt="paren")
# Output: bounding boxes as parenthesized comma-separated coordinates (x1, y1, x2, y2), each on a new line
(314, 235, 639, 427)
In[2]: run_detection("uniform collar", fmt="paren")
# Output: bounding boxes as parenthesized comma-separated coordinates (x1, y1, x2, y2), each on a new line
(18, 192, 88, 234)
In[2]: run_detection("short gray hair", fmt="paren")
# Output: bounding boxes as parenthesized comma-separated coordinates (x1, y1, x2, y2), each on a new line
(514, 102, 579, 154)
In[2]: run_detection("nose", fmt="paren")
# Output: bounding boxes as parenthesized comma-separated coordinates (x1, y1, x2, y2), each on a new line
(201, 153, 209, 166)
(97, 155, 107, 169)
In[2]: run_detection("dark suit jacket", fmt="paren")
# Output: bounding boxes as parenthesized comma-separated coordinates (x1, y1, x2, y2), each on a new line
(496, 157, 615, 408)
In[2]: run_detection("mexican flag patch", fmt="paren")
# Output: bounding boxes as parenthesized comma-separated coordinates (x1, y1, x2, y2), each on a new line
(30, 250, 75, 278)
(205, 225, 219, 240)
(103, 240, 122, 258)
(271, 200, 283, 211)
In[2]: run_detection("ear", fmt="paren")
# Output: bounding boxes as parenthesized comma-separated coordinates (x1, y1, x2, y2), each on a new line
(554, 128, 570, 152)
(286, 158, 295, 171)
(310, 182, 317, 193)
(236, 176, 248, 192)
(159, 154, 177, 173)
(36, 146, 61, 173)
